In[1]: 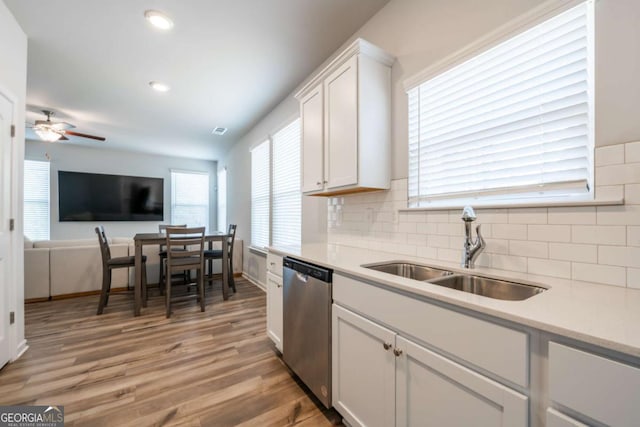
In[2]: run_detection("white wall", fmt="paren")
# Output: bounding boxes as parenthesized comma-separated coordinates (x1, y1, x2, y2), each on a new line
(0, 0, 27, 360)
(26, 141, 217, 240)
(219, 95, 326, 287)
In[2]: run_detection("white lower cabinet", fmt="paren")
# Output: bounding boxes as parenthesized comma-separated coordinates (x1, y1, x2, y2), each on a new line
(333, 304, 396, 427)
(333, 304, 528, 427)
(546, 408, 588, 427)
(266, 271, 283, 352)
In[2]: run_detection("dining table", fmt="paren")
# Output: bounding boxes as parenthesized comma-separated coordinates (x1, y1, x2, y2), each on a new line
(132, 231, 231, 316)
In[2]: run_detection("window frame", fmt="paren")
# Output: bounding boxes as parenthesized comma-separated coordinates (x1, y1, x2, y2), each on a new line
(170, 169, 210, 230)
(250, 117, 302, 251)
(23, 159, 50, 241)
(404, 0, 595, 209)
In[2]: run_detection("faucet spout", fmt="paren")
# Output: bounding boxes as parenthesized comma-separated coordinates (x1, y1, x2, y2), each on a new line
(461, 206, 486, 268)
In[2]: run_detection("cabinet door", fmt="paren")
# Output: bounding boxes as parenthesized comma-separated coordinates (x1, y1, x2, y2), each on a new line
(324, 55, 358, 190)
(546, 409, 589, 427)
(300, 83, 324, 193)
(396, 336, 528, 427)
(266, 272, 283, 352)
(333, 304, 396, 427)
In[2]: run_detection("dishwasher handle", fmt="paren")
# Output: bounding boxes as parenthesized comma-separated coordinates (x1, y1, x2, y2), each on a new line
(295, 271, 309, 283)
(283, 257, 332, 283)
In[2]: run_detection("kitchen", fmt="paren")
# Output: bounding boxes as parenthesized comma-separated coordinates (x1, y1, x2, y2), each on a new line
(1, 0, 639, 425)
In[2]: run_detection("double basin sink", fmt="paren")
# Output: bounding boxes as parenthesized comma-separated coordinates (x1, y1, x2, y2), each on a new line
(363, 262, 545, 301)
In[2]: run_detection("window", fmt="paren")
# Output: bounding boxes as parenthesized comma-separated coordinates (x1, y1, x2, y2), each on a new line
(407, 2, 593, 208)
(272, 119, 301, 248)
(217, 168, 227, 232)
(171, 170, 209, 229)
(250, 118, 302, 250)
(24, 160, 50, 240)
(251, 140, 270, 249)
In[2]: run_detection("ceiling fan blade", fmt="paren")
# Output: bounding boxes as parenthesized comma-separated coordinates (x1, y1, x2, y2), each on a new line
(63, 130, 106, 141)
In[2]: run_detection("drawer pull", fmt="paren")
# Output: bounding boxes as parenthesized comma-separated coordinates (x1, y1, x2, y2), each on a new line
(393, 348, 403, 357)
(383, 342, 392, 351)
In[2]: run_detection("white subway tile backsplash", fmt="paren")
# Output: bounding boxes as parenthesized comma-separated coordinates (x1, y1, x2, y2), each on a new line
(437, 248, 460, 263)
(595, 144, 625, 166)
(484, 238, 509, 255)
(508, 208, 547, 224)
(595, 185, 624, 201)
(416, 246, 438, 260)
(427, 235, 450, 249)
(548, 207, 596, 225)
(492, 224, 527, 240)
(625, 183, 640, 204)
(628, 268, 640, 290)
(509, 240, 548, 258)
(626, 141, 640, 163)
(628, 226, 640, 247)
(330, 141, 640, 288)
(598, 246, 640, 268)
(528, 258, 571, 279)
(528, 225, 571, 242)
(549, 243, 598, 263)
(492, 254, 528, 273)
(572, 263, 626, 287)
(571, 225, 627, 245)
(596, 163, 640, 185)
(597, 205, 640, 225)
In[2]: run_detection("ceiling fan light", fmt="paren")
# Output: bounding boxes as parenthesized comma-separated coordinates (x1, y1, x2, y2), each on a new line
(34, 127, 62, 142)
(144, 10, 174, 30)
(149, 81, 170, 92)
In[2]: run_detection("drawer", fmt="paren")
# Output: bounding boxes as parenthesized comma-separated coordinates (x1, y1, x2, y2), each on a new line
(266, 252, 283, 276)
(334, 274, 528, 387)
(549, 342, 640, 426)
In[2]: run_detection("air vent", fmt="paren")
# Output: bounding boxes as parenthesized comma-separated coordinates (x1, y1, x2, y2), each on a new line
(212, 127, 227, 136)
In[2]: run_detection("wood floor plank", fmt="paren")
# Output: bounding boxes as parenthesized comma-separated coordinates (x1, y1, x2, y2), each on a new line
(0, 278, 344, 426)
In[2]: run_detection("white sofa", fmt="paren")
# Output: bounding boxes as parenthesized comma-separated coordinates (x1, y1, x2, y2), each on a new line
(24, 237, 243, 300)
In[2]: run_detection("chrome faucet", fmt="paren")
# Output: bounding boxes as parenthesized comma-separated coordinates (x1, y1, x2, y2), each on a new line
(461, 206, 486, 268)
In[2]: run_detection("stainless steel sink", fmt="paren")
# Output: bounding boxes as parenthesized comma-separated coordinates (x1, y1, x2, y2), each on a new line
(363, 262, 454, 281)
(429, 274, 545, 301)
(362, 261, 546, 301)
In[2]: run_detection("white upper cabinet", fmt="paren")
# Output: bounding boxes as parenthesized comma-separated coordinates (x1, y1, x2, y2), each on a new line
(296, 38, 394, 196)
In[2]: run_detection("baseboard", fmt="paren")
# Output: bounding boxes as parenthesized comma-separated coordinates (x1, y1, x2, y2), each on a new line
(25, 297, 50, 304)
(12, 339, 29, 362)
(242, 273, 265, 291)
(50, 287, 130, 300)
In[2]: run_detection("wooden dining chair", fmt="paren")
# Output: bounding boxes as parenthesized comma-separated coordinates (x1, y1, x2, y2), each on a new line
(96, 226, 147, 315)
(158, 223, 187, 292)
(164, 226, 205, 318)
(205, 224, 237, 293)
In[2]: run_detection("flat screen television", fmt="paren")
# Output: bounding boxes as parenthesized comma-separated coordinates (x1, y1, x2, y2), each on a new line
(58, 171, 164, 221)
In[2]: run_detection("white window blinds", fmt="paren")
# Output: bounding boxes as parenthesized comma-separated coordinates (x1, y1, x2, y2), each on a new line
(407, 2, 593, 208)
(272, 119, 301, 249)
(217, 168, 227, 232)
(24, 160, 50, 241)
(171, 170, 209, 229)
(251, 140, 270, 249)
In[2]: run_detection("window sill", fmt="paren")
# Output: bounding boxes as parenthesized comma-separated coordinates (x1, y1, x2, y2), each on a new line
(249, 246, 268, 256)
(400, 197, 625, 212)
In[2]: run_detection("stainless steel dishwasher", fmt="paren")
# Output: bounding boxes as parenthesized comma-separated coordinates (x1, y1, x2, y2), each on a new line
(283, 256, 333, 408)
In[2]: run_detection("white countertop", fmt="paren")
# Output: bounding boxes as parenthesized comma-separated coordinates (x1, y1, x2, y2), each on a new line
(269, 243, 640, 358)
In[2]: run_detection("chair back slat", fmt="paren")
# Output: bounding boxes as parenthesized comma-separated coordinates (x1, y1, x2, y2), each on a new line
(227, 224, 237, 255)
(166, 227, 205, 270)
(159, 224, 187, 250)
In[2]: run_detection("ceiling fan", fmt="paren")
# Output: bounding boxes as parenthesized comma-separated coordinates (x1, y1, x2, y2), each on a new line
(28, 110, 106, 142)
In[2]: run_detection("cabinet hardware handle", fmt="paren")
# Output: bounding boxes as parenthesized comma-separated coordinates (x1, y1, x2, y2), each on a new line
(277, 284, 282, 288)
(316, 181, 322, 185)
(323, 180, 328, 184)
(270, 262, 275, 266)
(393, 348, 403, 357)
(383, 343, 392, 351)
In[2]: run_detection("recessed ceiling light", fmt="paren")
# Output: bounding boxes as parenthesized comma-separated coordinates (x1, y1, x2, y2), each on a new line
(212, 127, 228, 136)
(144, 10, 174, 30)
(149, 81, 170, 92)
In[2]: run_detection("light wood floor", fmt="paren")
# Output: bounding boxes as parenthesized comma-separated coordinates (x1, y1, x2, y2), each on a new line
(0, 279, 343, 426)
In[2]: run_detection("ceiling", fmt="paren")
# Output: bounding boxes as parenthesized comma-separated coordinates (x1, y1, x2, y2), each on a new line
(5, 0, 389, 160)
